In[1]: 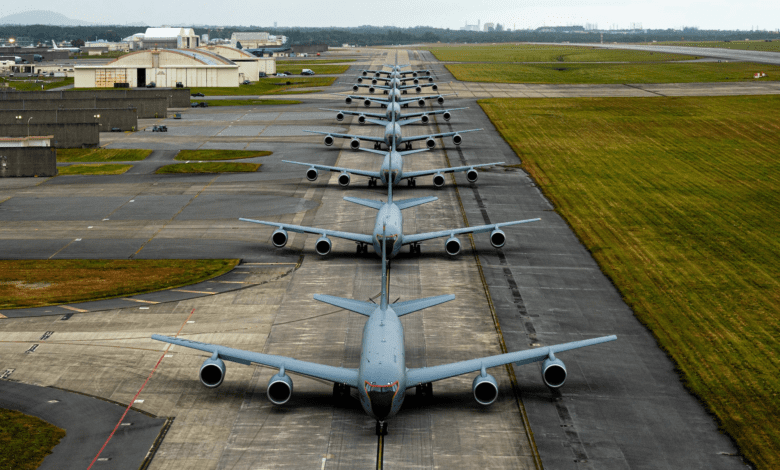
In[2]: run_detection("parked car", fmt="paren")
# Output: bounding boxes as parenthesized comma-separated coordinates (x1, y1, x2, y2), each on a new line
(146, 81, 156, 88)
(276, 73, 287, 77)
(191, 92, 205, 97)
(283, 71, 293, 75)
(190, 101, 209, 108)
(151, 125, 167, 132)
(242, 79, 252, 85)
(301, 69, 315, 75)
(258, 72, 267, 78)
(175, 82, 183, 88)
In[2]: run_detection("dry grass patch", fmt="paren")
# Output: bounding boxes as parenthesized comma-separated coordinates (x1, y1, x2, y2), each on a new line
(57, 149, 152, 162)
(175, 150, 272, 161)
(480, 95, 780, 469)
(156, 162, 260, 174)
(58, 164, 133, 175)
(0, 409, 65, 470)
(0, 259, 238, 309)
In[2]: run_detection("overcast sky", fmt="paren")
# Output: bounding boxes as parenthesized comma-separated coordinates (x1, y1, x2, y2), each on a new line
(2, 1, 779, 31)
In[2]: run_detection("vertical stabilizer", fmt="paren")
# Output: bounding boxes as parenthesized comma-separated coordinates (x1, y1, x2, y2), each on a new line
(380, 225, 389, 310)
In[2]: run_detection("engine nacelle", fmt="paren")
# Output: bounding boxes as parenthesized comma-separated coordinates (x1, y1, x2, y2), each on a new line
(200, 357, 225, 388)
(338, 171, 351, 187)
(466, 168, 478, 183)
(306, 168, 318, 181)
(364, 99, 372, 108)
(415, 86, 422, 93)
(362, 71, 368, 76)
(442, 111, 452, 121)
(323, 135, 334, 146)
(432, 172, 445, 188)
(452, 133, 463, 146)
(418, 99, 426, 107)
(490, 229, 506, 248)
(425, 137, 436, 149)
(374, 72, 381, 78)
(358, 114, 366, 124)
(271, 229, 289, 248)
(356, 77, 363, 83)
(541, 356, 567, 389)
(315, 235, 333, 255)
(420, 114, 430, 124)
(412, 78, 419, 85)
(368, 86, 376, 94)
(371, 78, 378, 85)
(345, 97, 353, 105)
(432, 84, 438, 91)
(267, 372, 293, 405)
(445, 237, 461, 256)
(349, 138, 361, 150)
(427, 76, 434, 82)
(335, 112, 344, 121)
(472, 373, 498, 405)
(352, 84, 359, 92)
(437, 96, 445, 104)
(412, 72, 418, 77)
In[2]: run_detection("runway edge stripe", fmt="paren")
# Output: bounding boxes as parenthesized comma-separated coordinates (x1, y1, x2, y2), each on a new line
(437, 113, 544, 470)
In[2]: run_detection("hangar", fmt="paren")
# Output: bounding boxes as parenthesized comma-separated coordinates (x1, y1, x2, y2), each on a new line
(74, 49, 239, 88)
(197, 45, 275, 79)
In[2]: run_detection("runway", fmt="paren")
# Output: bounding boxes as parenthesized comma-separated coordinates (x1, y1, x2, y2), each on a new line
(0, 48, 752, 469)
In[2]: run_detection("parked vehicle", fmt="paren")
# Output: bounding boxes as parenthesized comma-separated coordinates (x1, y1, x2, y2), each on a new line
(301, 69, 315, 75)
(151, 125, 167, 132)
(242, 79, 252, 85)
(191, 92, 205, 97)
(259, 72, 267, 78)
(146, 81, 156, 88)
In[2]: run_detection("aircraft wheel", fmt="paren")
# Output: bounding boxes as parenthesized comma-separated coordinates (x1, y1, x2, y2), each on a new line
(376, 421, 388, 436)
(333, 383, 349, 403)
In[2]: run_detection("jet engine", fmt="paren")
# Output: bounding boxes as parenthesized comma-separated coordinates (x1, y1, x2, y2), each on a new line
(200, 357, 225, 388)
(415, 86, 422, 93)
(323, 135, 334, 146)
(358, 115, 366, 124)
(335, 112, 345, 121)
(412, 72, 418, 77)
(315, 236, 333, 255)
(349, 138, 361, 150)
(445, 237, 461, 256)
(364, 99, 372, 107)
(541, 355, 567, 389)
(352, 85, 359, 92)
(267, 371, 293, 405)
(306, 168, 318, 181)
(374, 72, 381, 78)
(345, 97, 353, 105)
(368, 86, 376, 94)
(420, 114, 430, 124)
(412, 78, 419, 85)
(472, 373, 498, 405)
(371, 78, 378, 85)
(490, 228, 506, 248)
(356, 77, 364, 83)
(432, 172, 445, 188)
(362, 71, 368, 76)
(425, 137, 436, 149)
(427, 76, 434, 82)
(436, 96, 445, 104)
(452, 134, 463, 146)
(338, 171, 351, 187)
(442, 111, 452, 121)
(271, 229, 289, 248)
(466, 168, 478, 183)
(418, 99, 426, 107)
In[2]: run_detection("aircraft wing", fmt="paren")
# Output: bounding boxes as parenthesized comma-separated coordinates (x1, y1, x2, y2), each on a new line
(313, 294, 376, 316)
(239, 218, 374, 245)
(402, 218, 540, 245)
(282, 160, 381, 179)
(152, 335, 359, 386)
(402, 107, 469, 119)
(400, 129, 482, 144)
(303, 130, 385, 144)
(397, 117, 423, 126)
(391, 294, 455, 317)
(403, 162, 504, 179)
(407, 335, 617, 386)
(320, 108, 385, 119)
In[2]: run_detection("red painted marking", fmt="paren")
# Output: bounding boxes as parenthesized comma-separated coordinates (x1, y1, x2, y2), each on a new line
(86, 308, 196, 469)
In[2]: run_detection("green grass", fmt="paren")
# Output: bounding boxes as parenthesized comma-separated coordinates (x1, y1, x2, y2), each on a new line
(190, 76, 336, 96)
(654, 40, 780, 52)
(1, 77, 74, 91)
(479, 95, 780, 470)
(0, 259, 238, 309)
(57, 148, 152, 162)
(274, 64, 350, 74)
(428, 44, 697, 63)
(202, 99, 302, 106)
(444, 61, 780, 84)
(155, 162, 261, 174)
(74, 50, 131, 59)
(0, 409, 65, 470)
(277, 59, 356, 64)
(175, 149, 272, 161)
(58, 164, 133, 175)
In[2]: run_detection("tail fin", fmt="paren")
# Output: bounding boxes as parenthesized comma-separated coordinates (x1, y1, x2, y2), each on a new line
(51, 40, 57, 49)
(380, 225, 388, 310)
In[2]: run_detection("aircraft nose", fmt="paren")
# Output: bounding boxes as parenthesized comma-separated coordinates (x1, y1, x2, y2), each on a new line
(367, 390, 394, 420)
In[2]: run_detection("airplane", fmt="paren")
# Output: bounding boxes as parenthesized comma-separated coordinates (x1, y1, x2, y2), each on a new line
(239, 168, 540, 257)
(333, 89, 454, 108)
(352, 78, 438, 95)
(360, 63, 430, 78)
(152, 233, 617, 435)
(320, 104, 467, 125)
(49, 40, 81, 53)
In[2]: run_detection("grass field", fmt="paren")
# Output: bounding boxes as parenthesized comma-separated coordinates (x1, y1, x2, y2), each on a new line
(174, 149, 272, 161)
(155, 162, 261, 174)
(0, 409, 65, 470)
(0, 259, 238, 309)
(58, 164, 133, 175)
(1, 77, 74, 91)
(479, 95, 780, 469)
(57, 148, 152, 162)
(428, 44, 697, 63)
(202, 99, 302, 106)
(444, 61, 780, 84)
(189, 76, 336, 96)
(655, 40, 780, 52)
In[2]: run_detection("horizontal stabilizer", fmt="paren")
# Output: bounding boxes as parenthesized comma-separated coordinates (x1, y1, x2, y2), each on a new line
(392, 294, 455, 317)
(313, 294, 376, 316)
(394, 196, 438, 210)
(343, 196, 384, 210)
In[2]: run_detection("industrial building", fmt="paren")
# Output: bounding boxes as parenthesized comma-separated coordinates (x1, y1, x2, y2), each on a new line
(197, 45, 275, 78)
(123, 28, 201, 50)
(0, 136, 57, 177)
(74, 49, 239, 88)
(229, 32, 285, 49)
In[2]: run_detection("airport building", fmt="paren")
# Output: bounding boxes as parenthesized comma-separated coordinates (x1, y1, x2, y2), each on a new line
(0, 136, 57, 177)
(74, 49, 240, 88)
(197, 45, 275, 78)
(124, 28, 201, 50)
(230, 32, 285, 49)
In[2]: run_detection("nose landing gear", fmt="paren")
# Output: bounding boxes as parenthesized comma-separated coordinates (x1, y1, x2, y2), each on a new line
(375, 420, 388, 436)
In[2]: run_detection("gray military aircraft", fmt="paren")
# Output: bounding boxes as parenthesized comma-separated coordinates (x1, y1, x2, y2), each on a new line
(152, 234, 617, 435)
(352, 78, 437, 95)
(239, 172, 539, 257)
(320, 104, 467, 126)
(360, 63, 430, 78)
(334, 89, 455, 108)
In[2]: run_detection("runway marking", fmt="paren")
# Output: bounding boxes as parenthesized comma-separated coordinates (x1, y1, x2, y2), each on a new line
(87, 308, 196, 470)
(172, 289, 216, 295)
(242, 262, 298, 265)
(0, 312, 6, 319)
(122, 298, 159, 304)
(59, 305, 88, 313)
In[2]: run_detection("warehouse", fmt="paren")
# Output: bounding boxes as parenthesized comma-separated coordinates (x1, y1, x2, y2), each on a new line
(124, 28, 200, 50)
(229, 32, 285, 49)
(197, 45, 275, 79)
(74, 49, 239, 88)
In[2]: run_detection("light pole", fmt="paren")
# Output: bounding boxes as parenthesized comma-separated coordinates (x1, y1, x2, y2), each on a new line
(27, 116, 33, 137)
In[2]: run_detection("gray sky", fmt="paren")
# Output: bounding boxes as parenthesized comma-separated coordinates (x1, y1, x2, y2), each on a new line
(2, 1, 778, 31)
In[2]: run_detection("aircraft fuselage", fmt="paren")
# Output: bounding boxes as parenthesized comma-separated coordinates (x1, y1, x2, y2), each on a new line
(382, 122, 403, 149)
(371, 204, 403, 258)
(379, 151, 404, 185)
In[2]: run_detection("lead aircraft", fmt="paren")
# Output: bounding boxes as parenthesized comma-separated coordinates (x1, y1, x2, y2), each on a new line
(152, 233, 617, 435)
(240, 161, 539, 258)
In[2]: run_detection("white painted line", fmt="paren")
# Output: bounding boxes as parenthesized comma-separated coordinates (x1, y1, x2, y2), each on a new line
(74, 238, 81, 241)
(103, 218, 109, 221)
(129, 200, 135, 202)
(139, 307, 150, 310)
(88, 226, 93, 229)
(133, 399, 144, 403)
(186, 320, 195, 323)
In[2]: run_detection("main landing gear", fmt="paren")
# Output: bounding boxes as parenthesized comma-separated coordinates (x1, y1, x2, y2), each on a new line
(404, 142, 412, 150)
(333, 383, 350, 403)
(368, 178, 378, 187)
(416, 382, 433, 402)
(409, 244, 421, 255)
(373, 142, 382, 150)
(375, 421, 388, 436)
(406, 178, 417, 187)
(356, 243, 369, 254)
